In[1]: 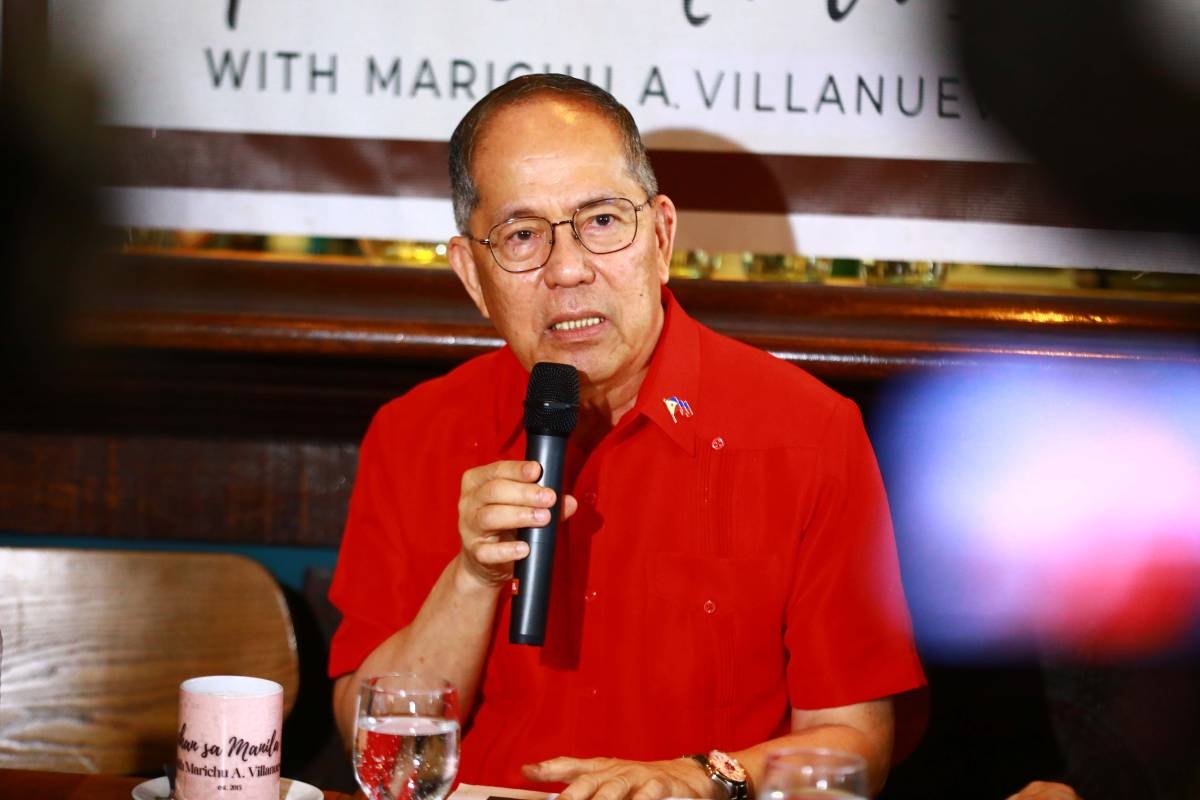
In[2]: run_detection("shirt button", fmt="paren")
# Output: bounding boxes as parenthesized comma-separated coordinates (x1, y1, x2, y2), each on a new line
(703, 599, 717, 614)
(585, 590, 599, 602)
(588, 687, 599, 698)
(582, 490, 597, 505)
(711, 437, 726, 450)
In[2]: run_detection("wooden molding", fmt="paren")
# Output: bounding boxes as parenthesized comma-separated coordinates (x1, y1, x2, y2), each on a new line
(71, 251, 1200, 374)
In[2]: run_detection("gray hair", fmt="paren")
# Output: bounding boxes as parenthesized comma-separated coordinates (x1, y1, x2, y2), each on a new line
(448, 73, 659, 235)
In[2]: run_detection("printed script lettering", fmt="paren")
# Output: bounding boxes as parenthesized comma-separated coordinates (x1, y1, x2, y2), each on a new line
(228, 730, 282, 762)
(683, 0, 916, 27)
(176, 722, 280, 780)
(226, 1, 920, 31)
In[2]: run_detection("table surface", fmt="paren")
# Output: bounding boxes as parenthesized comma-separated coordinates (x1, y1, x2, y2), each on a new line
(0, 768, 356, 800)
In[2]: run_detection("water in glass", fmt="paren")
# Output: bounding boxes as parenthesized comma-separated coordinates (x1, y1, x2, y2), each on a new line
(353, 674, 460, 800)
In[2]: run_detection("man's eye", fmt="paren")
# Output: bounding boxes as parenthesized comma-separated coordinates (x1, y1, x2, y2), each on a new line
(507, 227, 541, 244)
(591, 214, 615, 227)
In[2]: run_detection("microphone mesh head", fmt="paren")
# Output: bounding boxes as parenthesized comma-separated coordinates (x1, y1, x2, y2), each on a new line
(524, 362, 579, 437)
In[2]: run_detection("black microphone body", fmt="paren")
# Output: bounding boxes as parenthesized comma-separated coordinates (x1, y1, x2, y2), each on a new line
(511, 431, 568, 645)
(510, 363, 578, 646)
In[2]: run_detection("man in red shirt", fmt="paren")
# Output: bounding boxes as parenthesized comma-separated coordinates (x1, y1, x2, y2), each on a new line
(329, 73, 926, 799)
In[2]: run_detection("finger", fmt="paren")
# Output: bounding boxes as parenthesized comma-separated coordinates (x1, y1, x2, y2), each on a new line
(468, 474, 557, 513)
(462, 460, 543, 494)
(587, 772, 636, 800)
(524, 757, 606, 783)
(475, 472, 558, 513)
(629, 775, 672, 800)
(471, 537, 530, 565)
(471, 500, 553, 534)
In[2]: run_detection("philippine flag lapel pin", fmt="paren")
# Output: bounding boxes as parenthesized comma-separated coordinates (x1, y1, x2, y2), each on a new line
(663, 395, 694, 424)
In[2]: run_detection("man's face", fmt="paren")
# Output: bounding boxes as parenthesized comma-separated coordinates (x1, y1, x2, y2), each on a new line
(448, 96, 676, 407)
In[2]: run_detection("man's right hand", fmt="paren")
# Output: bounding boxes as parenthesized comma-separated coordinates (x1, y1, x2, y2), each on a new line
(334, 458, 573, 744)
(456, 459, 577, 587)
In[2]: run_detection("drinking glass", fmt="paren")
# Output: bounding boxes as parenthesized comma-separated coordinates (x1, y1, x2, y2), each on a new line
(353, 673, 460, 800)
(760, 748, 869, 800)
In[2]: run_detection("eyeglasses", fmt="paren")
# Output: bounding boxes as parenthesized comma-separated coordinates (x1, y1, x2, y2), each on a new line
(471, 196, 652, 274)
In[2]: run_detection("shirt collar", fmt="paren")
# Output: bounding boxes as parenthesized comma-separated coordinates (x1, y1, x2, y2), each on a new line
(489, 287, 701, 457)
(628, 287, 700, 456)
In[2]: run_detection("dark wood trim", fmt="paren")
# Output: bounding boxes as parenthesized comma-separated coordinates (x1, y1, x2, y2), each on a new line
(98, 126, 1115, 228)
(70, 250, 1200, 379)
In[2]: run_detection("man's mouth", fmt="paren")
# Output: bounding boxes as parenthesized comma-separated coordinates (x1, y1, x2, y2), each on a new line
(551, 316, 605, 332)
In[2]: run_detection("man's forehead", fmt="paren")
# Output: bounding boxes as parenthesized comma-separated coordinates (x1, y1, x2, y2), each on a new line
(470, 95, 636, 216)
(477, 94, 619, 149)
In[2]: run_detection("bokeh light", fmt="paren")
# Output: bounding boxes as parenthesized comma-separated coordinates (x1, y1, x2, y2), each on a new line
(876, 360, 1200, 660)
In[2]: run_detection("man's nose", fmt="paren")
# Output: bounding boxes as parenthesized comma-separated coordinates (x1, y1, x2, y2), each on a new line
(542, 220, 594, 288)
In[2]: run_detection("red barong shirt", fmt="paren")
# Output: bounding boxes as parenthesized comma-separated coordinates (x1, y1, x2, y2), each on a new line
(329, 289, 925, 788)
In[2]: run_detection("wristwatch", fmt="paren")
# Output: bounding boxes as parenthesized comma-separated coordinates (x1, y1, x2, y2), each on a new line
(689, 750, 751, 800)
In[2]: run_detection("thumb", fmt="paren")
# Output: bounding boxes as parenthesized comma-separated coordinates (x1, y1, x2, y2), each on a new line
(560, 493, 580, 521)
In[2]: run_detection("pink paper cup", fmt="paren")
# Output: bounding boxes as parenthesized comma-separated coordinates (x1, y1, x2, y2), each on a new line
(175, 675, 284, 800)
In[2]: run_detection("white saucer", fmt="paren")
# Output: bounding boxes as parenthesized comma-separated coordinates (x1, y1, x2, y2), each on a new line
(132, 775, 323, 800)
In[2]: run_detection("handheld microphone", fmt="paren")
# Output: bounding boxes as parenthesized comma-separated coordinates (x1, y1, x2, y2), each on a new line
(510, 361, 579, 646)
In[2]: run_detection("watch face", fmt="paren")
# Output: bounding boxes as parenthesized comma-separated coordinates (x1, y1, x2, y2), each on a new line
(708, 750, 748, 782)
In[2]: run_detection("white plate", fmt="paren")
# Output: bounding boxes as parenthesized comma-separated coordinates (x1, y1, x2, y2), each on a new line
(131, 776, 323, 800)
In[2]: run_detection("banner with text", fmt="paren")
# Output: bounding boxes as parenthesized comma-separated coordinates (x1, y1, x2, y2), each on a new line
(39, 0, 1200, 271)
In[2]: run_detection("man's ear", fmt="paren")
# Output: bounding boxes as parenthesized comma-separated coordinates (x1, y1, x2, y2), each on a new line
(448, 235, 491, 319)
(651, 194, 678, 285)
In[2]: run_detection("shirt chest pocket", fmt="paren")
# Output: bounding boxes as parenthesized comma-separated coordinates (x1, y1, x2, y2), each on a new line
(638, 555, 786, 712)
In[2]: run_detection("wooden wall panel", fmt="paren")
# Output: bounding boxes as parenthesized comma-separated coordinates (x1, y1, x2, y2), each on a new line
(0, 432, 356, 547)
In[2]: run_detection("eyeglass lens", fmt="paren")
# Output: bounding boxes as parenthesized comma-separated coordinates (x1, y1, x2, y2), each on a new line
(488, 197, 639, 272)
